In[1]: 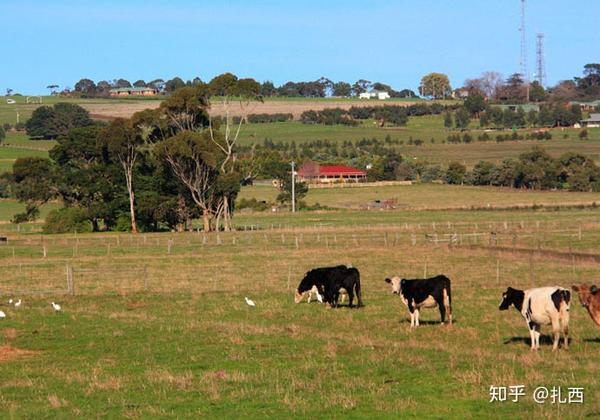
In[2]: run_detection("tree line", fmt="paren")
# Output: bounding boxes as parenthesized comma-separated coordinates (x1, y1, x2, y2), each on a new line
(443, 100, 583, 130)
(458, 64, 600, 103)
(300, 103, 460, 127)
(242, 138, 600, 192)
(63, 76, 416, 99)
(12, 73, 269, 233)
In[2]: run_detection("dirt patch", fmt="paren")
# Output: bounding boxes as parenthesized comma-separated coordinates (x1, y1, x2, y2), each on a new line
(0, 345, 39, 362)
(126, 301, 148, 310)
(2, 328, 17, 339)
(82, 100, 414, 121)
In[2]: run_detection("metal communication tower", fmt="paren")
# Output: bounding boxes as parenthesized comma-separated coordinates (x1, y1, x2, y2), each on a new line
(519, 0, 528, 81)
(535, 33, 546, 86)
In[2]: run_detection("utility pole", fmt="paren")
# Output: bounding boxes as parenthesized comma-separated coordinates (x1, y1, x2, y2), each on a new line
(291, 161, 296, 213)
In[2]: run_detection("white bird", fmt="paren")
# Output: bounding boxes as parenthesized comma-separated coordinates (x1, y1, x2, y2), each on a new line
(51, 302, 61, 312)
(316, 292, 324, 304)
(244, 297, 256, 307)
(0, 310, 5, 319)
(14, 299, 21, 307)
(8, 299, 12, 304)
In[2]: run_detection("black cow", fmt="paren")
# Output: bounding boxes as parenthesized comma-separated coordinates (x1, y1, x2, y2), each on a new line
(295, 265, 363, 308)
(384, 275, 452, 327)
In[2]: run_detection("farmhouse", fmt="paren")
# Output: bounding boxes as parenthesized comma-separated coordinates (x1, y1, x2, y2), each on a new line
(358, 90, 390, 100)
(571, 100, 600, 112)
(109, 87, 159, 97)
(581, 113, 600, 128)
(297, 161, 367, 184)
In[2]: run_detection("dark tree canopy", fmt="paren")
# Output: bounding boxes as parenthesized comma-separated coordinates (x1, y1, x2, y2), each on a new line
(26, 103, 93, 139)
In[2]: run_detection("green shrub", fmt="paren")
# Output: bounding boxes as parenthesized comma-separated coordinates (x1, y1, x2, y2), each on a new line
(237, 198, 270, 212)
(114, 215, 133, 232)
(43, 207, 92, 234)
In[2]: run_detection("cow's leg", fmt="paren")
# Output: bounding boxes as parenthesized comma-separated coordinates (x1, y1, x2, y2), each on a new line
(531, 323, 541, 351)
(561, 310, 570, 349)
(444, 287, 452, 325)
(414, 309, 420, 327)
(528, 322, 536, 351)
(307, 292, 312, 303)
(409, 311, 415, 327)
(340, 293, 346, 304)
(551, 314, 561, 351)
(438, 304, 446, 324)
(347, 290, 354, 308)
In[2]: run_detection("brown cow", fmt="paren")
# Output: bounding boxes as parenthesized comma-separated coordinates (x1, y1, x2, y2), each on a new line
(572, 284, 600, 327)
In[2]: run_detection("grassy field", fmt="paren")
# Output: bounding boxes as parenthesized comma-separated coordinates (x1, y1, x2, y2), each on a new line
(0, 211, 599, 417)
(0, 132, 53, 173)
(238, 118, 600, 166)
(239, 183, 600, 210)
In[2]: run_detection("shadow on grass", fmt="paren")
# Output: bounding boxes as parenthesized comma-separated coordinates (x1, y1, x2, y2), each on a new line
(583, 337, 600, 343)
(504, 335, 570, 348)
(398, 319, 454, 326)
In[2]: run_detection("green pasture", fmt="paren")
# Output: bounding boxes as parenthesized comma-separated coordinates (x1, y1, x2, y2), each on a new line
(238, 183, 600, 210)
(0, 221, 599, 417)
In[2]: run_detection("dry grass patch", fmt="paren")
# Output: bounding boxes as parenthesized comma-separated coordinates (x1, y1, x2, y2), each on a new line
(0, 346, 39, 363)
(146, 368, 194, 390)
(2, 328, 17, 340)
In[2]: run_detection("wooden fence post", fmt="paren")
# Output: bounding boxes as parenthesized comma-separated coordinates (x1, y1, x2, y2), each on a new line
(143, 266, 149, 291)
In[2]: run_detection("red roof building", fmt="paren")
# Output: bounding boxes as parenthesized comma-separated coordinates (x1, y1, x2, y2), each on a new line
(297, 161, 367, 184)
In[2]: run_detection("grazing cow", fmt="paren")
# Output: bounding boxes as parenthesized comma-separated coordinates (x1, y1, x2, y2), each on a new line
(572, 284, 600, 327)
(295, 265, 362, 308)
(499, 286, 570, 351)
(384, 275, 452, 327)
(295, 285, 348, 304)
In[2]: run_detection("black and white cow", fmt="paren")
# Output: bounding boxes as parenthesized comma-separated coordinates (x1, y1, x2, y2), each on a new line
(295, 265, 363, 308)
(499, 286, 570, 351)
(384, 275, 452, 327)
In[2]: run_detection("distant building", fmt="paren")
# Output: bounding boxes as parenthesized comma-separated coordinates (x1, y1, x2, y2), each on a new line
(493, 104, 540, 113)
(453, 88, 470, 99)
(109, 87, 158, 97)
(359, 90, 390, 100)
(581, 113, 600, 128)
(297, 161, 367, 184)
(570, 100, 600, 112)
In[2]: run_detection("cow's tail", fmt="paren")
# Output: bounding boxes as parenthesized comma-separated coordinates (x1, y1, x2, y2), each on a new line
(355, 271, 363, 308)
(444, 277, 452, 324)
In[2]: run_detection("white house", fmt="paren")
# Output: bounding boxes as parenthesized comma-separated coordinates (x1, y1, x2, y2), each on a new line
(376, 91, 390, 100)
(358, 90, 390, 100)
(581, 113, 600, 128)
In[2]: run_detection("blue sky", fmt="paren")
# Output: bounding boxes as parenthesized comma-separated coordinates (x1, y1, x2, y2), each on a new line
(2, 0, 599, 94)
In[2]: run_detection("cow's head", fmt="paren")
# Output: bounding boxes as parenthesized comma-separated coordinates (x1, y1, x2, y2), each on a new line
(296, 271, 315, 296)
(385, 276, 403, 294)
(499, 287, 523, 311)
(294, 289, 304, 304)
(572, 284, 599, 308)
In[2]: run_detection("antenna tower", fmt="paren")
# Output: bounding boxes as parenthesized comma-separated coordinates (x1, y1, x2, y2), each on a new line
(535, 33, 546, 86)
(519, 0, 528, 80)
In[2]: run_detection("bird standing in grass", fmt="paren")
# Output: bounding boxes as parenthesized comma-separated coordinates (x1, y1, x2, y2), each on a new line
(51, 302, 61, 312)
(0, 310, 5, 319)
(245, 297, 256, 307)
(8, 299, 12, 304)
(14, 299, 21, 308)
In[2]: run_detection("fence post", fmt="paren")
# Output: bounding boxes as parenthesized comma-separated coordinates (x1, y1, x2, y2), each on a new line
(496, 259, 500, 286)
(67, 265, 74, 295)
(143, 266, 148, 291)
